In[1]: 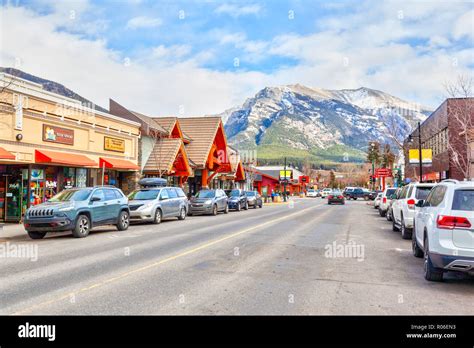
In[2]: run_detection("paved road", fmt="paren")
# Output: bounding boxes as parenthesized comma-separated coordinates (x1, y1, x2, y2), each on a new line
(1, 198, 473, 315)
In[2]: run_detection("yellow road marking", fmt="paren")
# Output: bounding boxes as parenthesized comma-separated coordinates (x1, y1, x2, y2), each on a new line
(13, 203, 322, 315)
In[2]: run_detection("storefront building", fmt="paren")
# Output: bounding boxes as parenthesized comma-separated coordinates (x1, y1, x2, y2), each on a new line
(0, 74, 140, 221)
(217, 146, 245, 190)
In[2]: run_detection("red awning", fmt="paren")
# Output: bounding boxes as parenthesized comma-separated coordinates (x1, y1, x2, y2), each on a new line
(35, 150, 97, 167)
(99, 157, 139, 171)
(0, 147, 16, 160)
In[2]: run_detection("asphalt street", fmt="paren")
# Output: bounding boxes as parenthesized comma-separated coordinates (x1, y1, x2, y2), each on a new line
(1, 198, 473, 315)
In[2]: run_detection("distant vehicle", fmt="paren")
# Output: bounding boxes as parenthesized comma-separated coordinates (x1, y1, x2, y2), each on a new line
(413, 180, 474, 281)
(368, 190, 382, 200)
(128, 187, 188, 224)
(24, 187, 130, 239)
(346, 187, 370, 200)
(328, 190, 345, 205)
(378, 187, 398, 217)
(386, 188, 402, 222)
(343, 187, 355, 197)
(228, 189, 249, 211)
(189, 189, 228, 216)
(306, 189, 318, 198)
(374, 193, 383, 209)
(245, 190, 263, 208)
(391, 183, 435, 239)
(321, 188, 333, 199)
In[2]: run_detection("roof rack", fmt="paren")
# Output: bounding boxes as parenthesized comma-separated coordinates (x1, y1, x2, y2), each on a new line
(441, 179, 459, 184)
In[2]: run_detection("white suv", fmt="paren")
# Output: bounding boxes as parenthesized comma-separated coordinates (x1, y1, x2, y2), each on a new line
(307, 189, 318, 198)
(412, 180, 474, 281)
(378, 187, 397, 217)
(391, 182, 435, 239)
(321, 188, 332, 199)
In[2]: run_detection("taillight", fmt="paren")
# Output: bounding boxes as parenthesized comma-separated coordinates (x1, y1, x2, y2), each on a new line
(328, 195, 333, 199)
(407, 199, 415, 209)
(437, 215, 472, 229)
(383, 197, 387, 203)
(338, 196, 343, 199)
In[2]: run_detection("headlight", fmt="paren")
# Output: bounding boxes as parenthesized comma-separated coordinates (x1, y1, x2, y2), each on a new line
(58, 206, 74, 212)
(139, 202, 154, 210)
(204, 200, 212, 204)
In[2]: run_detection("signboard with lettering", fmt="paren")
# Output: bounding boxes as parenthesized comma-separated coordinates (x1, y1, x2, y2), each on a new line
(374, 168, 393, 178)
(42, 125, 74, 145)
(104, 136, 125, 153)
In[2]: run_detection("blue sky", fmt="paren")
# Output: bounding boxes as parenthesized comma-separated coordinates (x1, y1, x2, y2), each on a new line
(1, 0, 473, 115)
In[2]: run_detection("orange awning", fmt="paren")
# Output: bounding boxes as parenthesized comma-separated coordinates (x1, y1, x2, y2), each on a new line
(35, 150, 97, 167)
(99, 157, 139, 171)
(0, 147, 16, 160)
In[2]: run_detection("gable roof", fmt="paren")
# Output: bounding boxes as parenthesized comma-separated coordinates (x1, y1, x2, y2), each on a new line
(153, 117, 192, 142)
(143, 138, 190, 175)
(178, 116, 225, 168)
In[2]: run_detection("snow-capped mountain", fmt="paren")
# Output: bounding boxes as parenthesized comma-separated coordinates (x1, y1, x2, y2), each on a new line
(221, 84, 431, 161)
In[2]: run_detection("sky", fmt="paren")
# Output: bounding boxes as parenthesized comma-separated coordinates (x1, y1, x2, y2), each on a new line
(0, 0, 473, 116)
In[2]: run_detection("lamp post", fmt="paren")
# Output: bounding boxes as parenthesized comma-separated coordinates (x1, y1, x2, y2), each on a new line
(283, 157, 287, 202)
(409, 122, 423, 183)
(370, 142, 376, 190)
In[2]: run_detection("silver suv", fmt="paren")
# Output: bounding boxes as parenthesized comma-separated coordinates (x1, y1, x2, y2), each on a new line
(128, 187, 188, 224)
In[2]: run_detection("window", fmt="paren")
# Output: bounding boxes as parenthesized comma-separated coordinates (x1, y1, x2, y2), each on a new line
(129, 190, 160, 200)
(160, 190, 169, 200)
(176, 188, 186, 198)
(452, 190, 474, 211)
(400, 186, 409, 199)
(429, 186, 446, 207)
(104, 189, 117, 201)
(167, 189, 178, 198)
(407, 186, 414, 198)
(92, 189, 105, 201)
(415, 186, 433, 200)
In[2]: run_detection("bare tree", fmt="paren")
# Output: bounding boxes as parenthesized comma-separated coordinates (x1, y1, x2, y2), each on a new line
(443, 75, 474, 180)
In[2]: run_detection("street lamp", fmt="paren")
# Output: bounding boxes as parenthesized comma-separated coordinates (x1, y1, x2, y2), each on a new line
(370, 142, 376, 190)
(408, 121, 423, 183)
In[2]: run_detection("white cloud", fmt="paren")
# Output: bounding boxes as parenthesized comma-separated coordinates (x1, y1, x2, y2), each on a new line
(126, 16, 162, 29)
(214, 3, 261, 17)
(453, 10, 474, 40)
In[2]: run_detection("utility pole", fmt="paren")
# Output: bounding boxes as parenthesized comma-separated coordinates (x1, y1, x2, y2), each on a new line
(283, 157, 287, 202)
(418, 121, 423, 183)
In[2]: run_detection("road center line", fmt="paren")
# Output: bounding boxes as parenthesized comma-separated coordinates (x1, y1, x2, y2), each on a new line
(12, 203, 323, 315)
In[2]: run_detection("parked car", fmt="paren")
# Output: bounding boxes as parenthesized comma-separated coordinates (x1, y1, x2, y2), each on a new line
(343, 187, 355, 198)
(128, 186, 188, 224)
(346, 187, 370, 200)
(306, 189, 318, 198)
(368, 190, 382, 200)
(189, 189, 228, 215)
(228, 189, 249, 211)
(321, 188, 333, 198)
(385, 188, 402, 222)
(378, 187, 398, 217)
(328, 190, 345, 205)
(391, 182, 435, 239)
(412, 180, 474, 281)
(245, 190, 263, 208)
(24, 186, 130, 239)
(374, 193, 382, 209)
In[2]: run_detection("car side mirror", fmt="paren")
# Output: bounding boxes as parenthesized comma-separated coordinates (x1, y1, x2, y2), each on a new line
(90, 196, 101, 202)
(415, 200, 424, 208)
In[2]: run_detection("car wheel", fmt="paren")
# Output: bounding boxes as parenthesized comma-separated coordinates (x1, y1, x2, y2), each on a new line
(27, 231, 46, 239)
(253, 203, 257, 209)
(392, 217, 399, 232)
(259, 203, 263, 208)
(386, 209, 392, 221)
(224, 204, 229, 214)
(212, 204, 218, 216)
(379, 208, 386, 217)
(412, 227, 424, 258)
(244, 201, 248, 210)
(153, 209, 162, 224)
(73, 214, 90, 238)
(116, 210, 130, 231)
(423, 237, 443, 281)
(178, 207, 186, 220)
(401, 217, 411, 240)
(236, 203, 241, 212)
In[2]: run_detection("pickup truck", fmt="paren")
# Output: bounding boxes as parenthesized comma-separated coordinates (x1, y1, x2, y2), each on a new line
(345, 188, 370, 200)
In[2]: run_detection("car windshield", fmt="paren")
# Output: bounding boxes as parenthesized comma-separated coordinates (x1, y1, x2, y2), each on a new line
(49, 189, 92, 202)
(230, 190, 241, 197)
(386, 189, 396, 196)
(196, 190, 215, 198)
(308, 189, 315, 192)
(332, 191, 342, 195)
(246, 192, 256, 196)
(128, 190, 160, 200)
(416, 186, 433, 200)
(345, 188, 354, 192)
(452, 189, 474, 211)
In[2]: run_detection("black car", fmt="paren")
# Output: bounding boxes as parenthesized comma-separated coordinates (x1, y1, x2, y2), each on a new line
(328, 191, 345, 205)
(227, 189, 248, 211)
(346, 187, 370, 200)
(368, 190, 382, 200)
(245, 190, 263, 208)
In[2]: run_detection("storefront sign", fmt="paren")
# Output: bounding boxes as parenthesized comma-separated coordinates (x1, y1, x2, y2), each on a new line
(104, 136, 125, 153)
(43, 125, 74, 145)
(279, 170, 292, 180)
